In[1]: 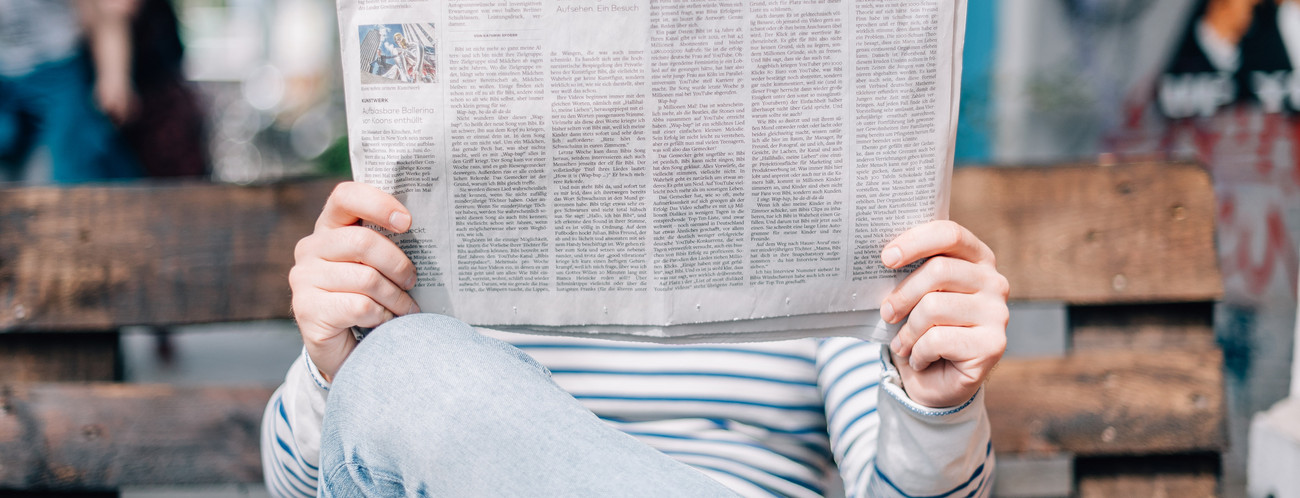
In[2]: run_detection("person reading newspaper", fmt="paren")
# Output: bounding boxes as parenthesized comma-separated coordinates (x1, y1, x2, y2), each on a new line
(261, 182, 1008, 497)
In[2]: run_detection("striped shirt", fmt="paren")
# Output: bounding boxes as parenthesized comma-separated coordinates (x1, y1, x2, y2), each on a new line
(262, 332, 993, 497)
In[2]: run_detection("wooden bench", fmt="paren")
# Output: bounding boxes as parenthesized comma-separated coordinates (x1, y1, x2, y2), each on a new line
(0, 161, 1224, 495)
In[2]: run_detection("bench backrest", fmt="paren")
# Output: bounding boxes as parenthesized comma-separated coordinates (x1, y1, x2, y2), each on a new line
(0, 162, 1225, 494)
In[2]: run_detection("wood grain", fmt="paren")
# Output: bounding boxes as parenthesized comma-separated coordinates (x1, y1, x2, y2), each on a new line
(1076, 453, 1219, 498)
(987, 349, 1225, 456)
(951, 162, 1222, 304)
(0, 383, 274, 488)
(1070, 303, 1217, 353)
(0, 333, 119, 382)
(0, 350, 1224, 488)
(0, 180, 336, 331)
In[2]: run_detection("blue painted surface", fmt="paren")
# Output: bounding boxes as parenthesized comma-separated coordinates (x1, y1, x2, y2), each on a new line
(955, 0, 995, 164)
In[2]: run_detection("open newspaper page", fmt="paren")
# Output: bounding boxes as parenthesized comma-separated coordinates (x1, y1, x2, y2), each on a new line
(336, 0, 966, 342)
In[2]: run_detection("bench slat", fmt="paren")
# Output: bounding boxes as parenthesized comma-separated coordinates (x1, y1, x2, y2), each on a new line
(951, 162, 1222, 304)
(0, 180, 336, 331)
(987, 349, 1225, 456)
(0, 347, 1223, 488)
(0, 383, 273, 488)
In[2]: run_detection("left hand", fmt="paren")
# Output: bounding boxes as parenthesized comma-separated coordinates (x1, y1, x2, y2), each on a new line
(880, 220, 1008, 408)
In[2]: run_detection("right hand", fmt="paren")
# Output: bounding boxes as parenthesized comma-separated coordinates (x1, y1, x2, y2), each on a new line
(290, 182, 421, 381)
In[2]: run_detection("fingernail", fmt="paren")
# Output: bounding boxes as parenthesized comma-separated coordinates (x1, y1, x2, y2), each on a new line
(390, 211, 411, 231)
(405, 274, 417, 290)
(882, 247, 902, 267)
(890, 335, 902, 355)
(909, 358, 922, 371)
(408, 302, 421, 315)
(880, 301, 895, 323)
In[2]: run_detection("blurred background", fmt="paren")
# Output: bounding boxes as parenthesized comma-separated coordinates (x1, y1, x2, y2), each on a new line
(2, 0, 1297, 496)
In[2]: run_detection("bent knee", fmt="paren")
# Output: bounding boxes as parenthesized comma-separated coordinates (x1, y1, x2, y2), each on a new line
(337, 314, 477, 377)
(330, 314, 545, 397)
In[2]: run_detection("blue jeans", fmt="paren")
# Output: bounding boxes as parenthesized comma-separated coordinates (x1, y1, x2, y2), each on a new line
(0, 54, 140, 183)
(320, 314, 739, 497)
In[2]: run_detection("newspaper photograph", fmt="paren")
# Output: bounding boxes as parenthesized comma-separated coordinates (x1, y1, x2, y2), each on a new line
(335, 0, 967, 342)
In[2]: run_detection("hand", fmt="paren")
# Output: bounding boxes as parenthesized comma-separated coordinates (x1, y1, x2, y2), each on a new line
(880, 220, 1008, 408)
(289, 182, 421, 381)
(94, 75, 138, 125)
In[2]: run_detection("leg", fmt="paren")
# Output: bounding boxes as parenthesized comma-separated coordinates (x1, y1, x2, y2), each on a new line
(320, 314, 737, 497)
(27, 55, 140, 183)
(0, 78, 38, 180)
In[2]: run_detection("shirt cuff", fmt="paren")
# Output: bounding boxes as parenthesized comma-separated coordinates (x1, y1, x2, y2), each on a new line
(302, 346, 332, 393)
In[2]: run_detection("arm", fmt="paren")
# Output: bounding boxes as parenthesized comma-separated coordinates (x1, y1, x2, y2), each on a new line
(77, 0, 139, 124)
(821, 220, 1007, 497)
(260, 182, 421, 497)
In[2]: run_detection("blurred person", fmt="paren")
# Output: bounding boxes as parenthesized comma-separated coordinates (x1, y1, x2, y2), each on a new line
(261, 183, 1009, 497)
(0, 0, 140, 183)
(89, 0, 208, 179)
(1159, 0, 1296, 117)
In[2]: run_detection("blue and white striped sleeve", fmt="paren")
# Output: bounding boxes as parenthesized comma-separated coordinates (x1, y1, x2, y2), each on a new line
(260, 348, 329, 498)
(816, 337, 994, 498)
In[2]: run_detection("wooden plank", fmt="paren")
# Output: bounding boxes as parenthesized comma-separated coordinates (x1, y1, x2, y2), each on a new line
(950, 162, 1222, 304)
(0, 180, 336, 331)
(0, 383, 274, 488)
(0, 332, 119, 382)
(986, 349, 1225, 456)
(1070, 303, 1217, 353)
(1076, 453, 1219, 498)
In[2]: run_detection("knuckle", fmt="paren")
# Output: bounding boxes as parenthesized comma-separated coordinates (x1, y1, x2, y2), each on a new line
(341, 226, 375, 256)
(991, 303, 1010, 329)
(939, 220, 965, 248)
(290, 293, 309, 320)
(359, 267, 386, 293)
(396, 257, 418, 281)
(896, 322, 917, 343)
(339, 293, 377, 321)
(990, 328, 1008, 354)
(331, 181, 355, 203)
(288, 265, 308, 289)
(930, 257, 956, 284)
(988, 272, 1011, 298)
(912, 293, 938, 318)
(333, 182, 364, 213)
(293, 236, 314, 262)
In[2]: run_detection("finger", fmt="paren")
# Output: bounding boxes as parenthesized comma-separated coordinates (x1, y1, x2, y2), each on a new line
(292, 260, 420, 317)
(908, 325, 1004, 379)
(294, 290, 393, 382)
(295, 289, 398, 344)
(317, 181, 412, 233)
(881, 257, 1008, 323)
(890, 291, 1007, 357)
(881, 220, 995, 269)
(297, 226, 418, 290)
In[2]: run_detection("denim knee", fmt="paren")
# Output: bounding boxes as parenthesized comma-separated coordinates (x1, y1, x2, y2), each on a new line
(322, 314, 550, 445)
(334, 313, 546, 386)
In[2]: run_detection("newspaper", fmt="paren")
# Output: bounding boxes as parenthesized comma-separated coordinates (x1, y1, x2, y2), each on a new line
(335, 0, 966, 343)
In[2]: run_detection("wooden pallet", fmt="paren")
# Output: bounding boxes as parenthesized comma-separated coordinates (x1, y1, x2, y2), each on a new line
(0, 162, 1225, 495)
